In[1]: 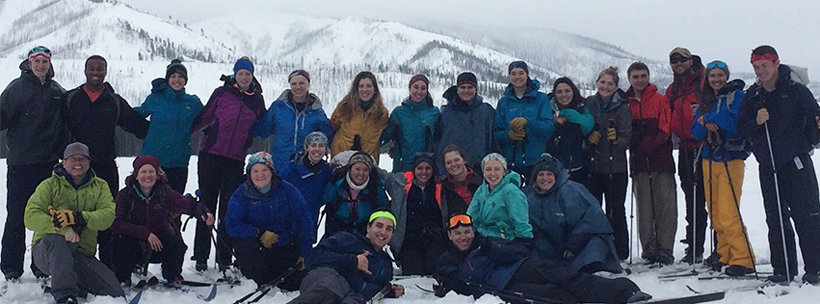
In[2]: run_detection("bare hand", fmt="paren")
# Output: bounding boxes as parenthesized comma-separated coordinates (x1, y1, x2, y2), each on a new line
(147, 233, 163, 252)
(357, 251, 372, 275)
(705, 122, 719, 132)
(392, 284, 405, 297)
(563, 250, 575, 259)
(816, 116, 820, 130)
(690, 104, 699, 116)
(756, 108, 769, 125)
(554, 113, 567, 125)
(202, 213, 215, 226)
(64, 227, 80, 243)
(697, 116, 705, 126)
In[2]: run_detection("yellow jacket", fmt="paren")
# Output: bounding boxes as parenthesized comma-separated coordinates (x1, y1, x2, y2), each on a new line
(330, 104, 388, 162)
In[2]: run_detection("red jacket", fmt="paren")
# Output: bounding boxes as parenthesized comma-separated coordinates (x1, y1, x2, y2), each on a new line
(628, 84, 674, 174)
(665, 62, 705, 149)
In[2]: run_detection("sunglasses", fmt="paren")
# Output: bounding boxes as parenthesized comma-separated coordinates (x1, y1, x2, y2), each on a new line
(670, 56, 690, 64)
(707, 61, 727, 69)
(448, 213, 472, 229)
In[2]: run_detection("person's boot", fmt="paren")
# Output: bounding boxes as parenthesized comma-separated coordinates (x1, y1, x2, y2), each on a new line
(802, 272, 820, 285)
(626, 291, 653, 303)
(679, 247, 703, 265)
(724, 265, 755, 277)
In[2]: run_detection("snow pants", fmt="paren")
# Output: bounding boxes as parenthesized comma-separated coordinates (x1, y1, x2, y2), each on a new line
(232, 238, 304, 290)
(679, 147, 707, 257)
(33, 234, 124, 302)
(287, 267, 365, 304)
(111, 233, 187, 283)
(703, 159, 754, 268)
(397, 237, 448, 276)
(632, 171, 677, 262)
(2, 161, 53, 278)
(193, 152, 243, 268)
(587, 171, 629, 260)
(759, 153, 820, 277)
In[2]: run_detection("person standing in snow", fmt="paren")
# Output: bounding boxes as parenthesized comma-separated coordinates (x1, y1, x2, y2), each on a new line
(25, 142, 124, 304)
(329, 71, 388, 162)
(62, 55, 150, 270)
(435, 72, 496, 173)
(380, 74, 440, 172)
(546, 77, 594, 184)
(255, 69, 333, 172)
(584, 66, 632, 260)
(737, 45, 820, 285)
(280, 132, 334, 231)
(466, 153, 532, 241)
(190, 56, 266, 271)
(494, 61, 553, 181)
(0, 46, 65, 280)
(134, 59, 204, 194)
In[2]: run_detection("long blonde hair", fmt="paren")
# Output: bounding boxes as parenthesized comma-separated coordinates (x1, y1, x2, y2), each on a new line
(337, 71, 386, 121)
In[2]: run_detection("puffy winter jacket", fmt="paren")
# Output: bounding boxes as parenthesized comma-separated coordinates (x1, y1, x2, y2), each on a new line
(192, 76, 266, 162)
(546, 94, 594, 172)
(584, 90, 632, 174)
(225, 177, 316, 256)
(63, 82, 149, 163)
(467, 172, 532, 240)
(135, 78, 203, 168)
(0, 60, 66, 166)
(691, 79, 749, 162)
(525, 160, 621, 273)
(436, 86, 496, 172)
(666, 59, 705, 149)
(279, 159, 333, 227)
(306, 231, 393, 300)
(435, 234, 529, 290)
(627, 83, 674, 173)
(737, 64, 820, 171)
(24, 166, 115, 257)
(380, 98, 440, 172)
(255, 90, 334, 171)
(322, 175, 390, 237)
(494, 80, 554, 168)
(329, 100, 388, 163)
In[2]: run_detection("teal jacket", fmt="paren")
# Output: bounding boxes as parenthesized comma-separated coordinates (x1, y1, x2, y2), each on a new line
(467, 172, 532, 240)
(380, 97, 440, 172)
(135, 78, 203, 168)
(494, 79, 554, 168)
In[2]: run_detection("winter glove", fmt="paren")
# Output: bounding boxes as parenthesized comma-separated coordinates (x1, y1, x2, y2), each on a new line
(296, 256, 306, 271)
(507, 129, 526, 141)
(49, 206, 86, 230)
(259, 230, 279, 248)
(587, 130, 602, 144)
(509, 117, 528, 132)
(607, 127, 618, 143)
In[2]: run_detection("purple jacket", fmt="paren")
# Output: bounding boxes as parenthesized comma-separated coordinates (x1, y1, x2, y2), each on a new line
(111, 176, 209, 240)
(192, 78, 265, 161)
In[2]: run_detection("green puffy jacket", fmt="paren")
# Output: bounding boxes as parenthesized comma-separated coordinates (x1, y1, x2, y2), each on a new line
(24, 167, 115, 257)
(467, 172, 532, 240)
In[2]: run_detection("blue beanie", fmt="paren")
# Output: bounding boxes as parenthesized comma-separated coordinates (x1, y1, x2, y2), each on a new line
(233, 56, 254, 75)
(508, 60, 529, 75)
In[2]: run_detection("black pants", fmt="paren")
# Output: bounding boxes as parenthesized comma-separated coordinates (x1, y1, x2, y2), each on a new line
(232, 238, 305, 290)
(507, 258, 640, 304)
(587, 172, 629, 260)
(91, 159, 119, 271)
(162, 166, 188, 237)
(2, 161, 55, 277)
(567, 166, 588, 187)
(760, 154, 820, 277)
(398, 237, 447, 276)
(678, 148, 707, 255)
(193, 152, 244, 268)
(112, 233, 187, 283)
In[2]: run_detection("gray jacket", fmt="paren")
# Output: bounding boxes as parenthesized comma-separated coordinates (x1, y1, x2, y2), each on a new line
(436, 86, 497, 172)
(584, 90, 632, 174)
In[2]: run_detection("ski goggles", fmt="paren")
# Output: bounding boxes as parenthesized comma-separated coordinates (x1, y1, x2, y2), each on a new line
(28, 46, 52, 60)
(448, 213, 473, 230)
(707, 61, 727, 69)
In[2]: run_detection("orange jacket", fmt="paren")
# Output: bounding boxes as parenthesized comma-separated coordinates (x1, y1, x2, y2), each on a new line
(665, 62, 705, 149)
(628, 83, 674, 173)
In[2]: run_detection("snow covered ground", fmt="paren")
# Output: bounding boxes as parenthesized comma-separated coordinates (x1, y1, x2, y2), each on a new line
(1, 152, 820, 303)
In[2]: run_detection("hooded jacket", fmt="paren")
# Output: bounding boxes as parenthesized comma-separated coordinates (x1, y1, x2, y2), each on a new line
(467, 171, 532, 240)
(546, 93, 594, 171)
(135, 78, 204, 168)
(380, 97, 441, 172)
(584, 89, 632, 174)
(279, 159, 333, 228)
(436, 87, 496, 172)
(192, 76, 266, 162)
(0, 60, 66, 166)
(255, 90, 334, 171)
(627, 83, 674, 173)
(666, 58, 705, 149)
(494, 80, 554, 168)
(691, 79, 749, 162)
(306, 231, 394, 300)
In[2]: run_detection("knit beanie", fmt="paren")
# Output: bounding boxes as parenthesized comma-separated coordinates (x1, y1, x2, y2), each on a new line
(245, 152, 274, 174)
(508, 60, 529, 75)
(412, 153, 436, 173)
(304, 131, 329, 150)
(456, 72, 478, 89)
(233, 56, 255, 75)
(347, 151, 374, 170)
(165, 58, 188, 81)
(530, 153, 559, 182)
(408, 74, 429, 89)
(133, 155, 160, 172)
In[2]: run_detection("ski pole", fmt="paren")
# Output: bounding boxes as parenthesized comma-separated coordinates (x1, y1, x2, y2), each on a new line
(233, 265, 298, 304)
(690, 142, 705, 271)
(764, 121, 790, 282)
(629, 174, 636, 265)
(462, 280, 562, 304)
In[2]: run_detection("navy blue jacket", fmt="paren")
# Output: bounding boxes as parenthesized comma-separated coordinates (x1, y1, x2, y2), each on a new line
(435, 234, 528, 290)
(737, 65, 820, 171)
(306, 231, 393, 300)
(280, 159, 333, 228)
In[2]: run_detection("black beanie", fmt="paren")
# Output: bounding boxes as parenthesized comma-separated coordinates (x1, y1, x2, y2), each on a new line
(530, 153, 559, 183)
(166, 59, 188, 81)
(456, 72, 478, 89)
(411, 153, 436, 173)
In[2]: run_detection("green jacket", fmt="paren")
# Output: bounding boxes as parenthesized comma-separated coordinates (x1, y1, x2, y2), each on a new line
(24, 167, 116, 257)
(467, 172, 532, 240)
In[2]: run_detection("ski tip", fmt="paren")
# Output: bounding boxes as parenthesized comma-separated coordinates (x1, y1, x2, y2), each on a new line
(128, 290, 143, 304)
(198, 284, 218, 301)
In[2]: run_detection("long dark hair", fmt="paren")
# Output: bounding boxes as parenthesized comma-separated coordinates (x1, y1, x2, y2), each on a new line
(552, 77, 585, 110)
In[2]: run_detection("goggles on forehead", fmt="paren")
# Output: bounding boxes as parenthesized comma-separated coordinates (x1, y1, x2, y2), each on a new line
(28, 46, 52, 60)
(448, 213, 472, 229)
(707, 61, 727, 69)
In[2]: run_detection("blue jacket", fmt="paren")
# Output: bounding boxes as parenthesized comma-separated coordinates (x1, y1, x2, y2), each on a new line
(322, 175, 390, 237)
(135, 78, 204, 168)
(435, 234, 528, 290)
(254, 90, 334, 171)
(224, 178, 316, 256)
(524, 160, 621, 273)
(692, 79, 749, 162)
(306, 231, 393, 300)
(494, 80, 554, 168)
(436, 86, 497, 172)
(280, 159, 333, 228)
(738, 65, 820, 171)
(380, 98, 440, 172)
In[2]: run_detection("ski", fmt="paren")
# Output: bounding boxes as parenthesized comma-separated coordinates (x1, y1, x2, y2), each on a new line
(415, 283, 435, 293)
(639, 291, 725, 304)
(368, 284, 393, 303)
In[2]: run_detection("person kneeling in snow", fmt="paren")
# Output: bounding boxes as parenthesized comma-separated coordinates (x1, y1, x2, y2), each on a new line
(24, 142, 125, 304)
(434, 213, 650, 304)
(109, 155, 214, 286)
(288, 209, 404, 304)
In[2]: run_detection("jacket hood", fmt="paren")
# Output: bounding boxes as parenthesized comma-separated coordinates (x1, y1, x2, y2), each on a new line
(529, 158, 568, 196)
(18, 59, 55, 81)
(243, 173, 283, 200)
(150, 78, 188, 96)
(717, 79, 746, 96)
(221, 74, 264, 94)
(443, 85, 484, 107)
(672, 55, 705, 87)
(276, 89, 323, 110)
(53, 164, 97, 187)
(503, 79, 542, 100)
(488, 171, 522, 193)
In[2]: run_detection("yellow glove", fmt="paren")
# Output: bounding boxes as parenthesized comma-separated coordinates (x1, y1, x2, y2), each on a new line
(296, 256, 306, 271)
(259, 230, 279, 248)
(508, 129, 526, 141)
(509, 117, 528, 132)
(49, 206, 76, 230)
(588, 131, 602, 144)
(607, 127, 618, 143)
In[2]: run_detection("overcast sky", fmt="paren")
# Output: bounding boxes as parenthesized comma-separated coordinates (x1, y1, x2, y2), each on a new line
(121, 0, 820, 75)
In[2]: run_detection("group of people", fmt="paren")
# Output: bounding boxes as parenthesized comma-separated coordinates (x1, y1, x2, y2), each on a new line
(1, 42, 819, 304)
